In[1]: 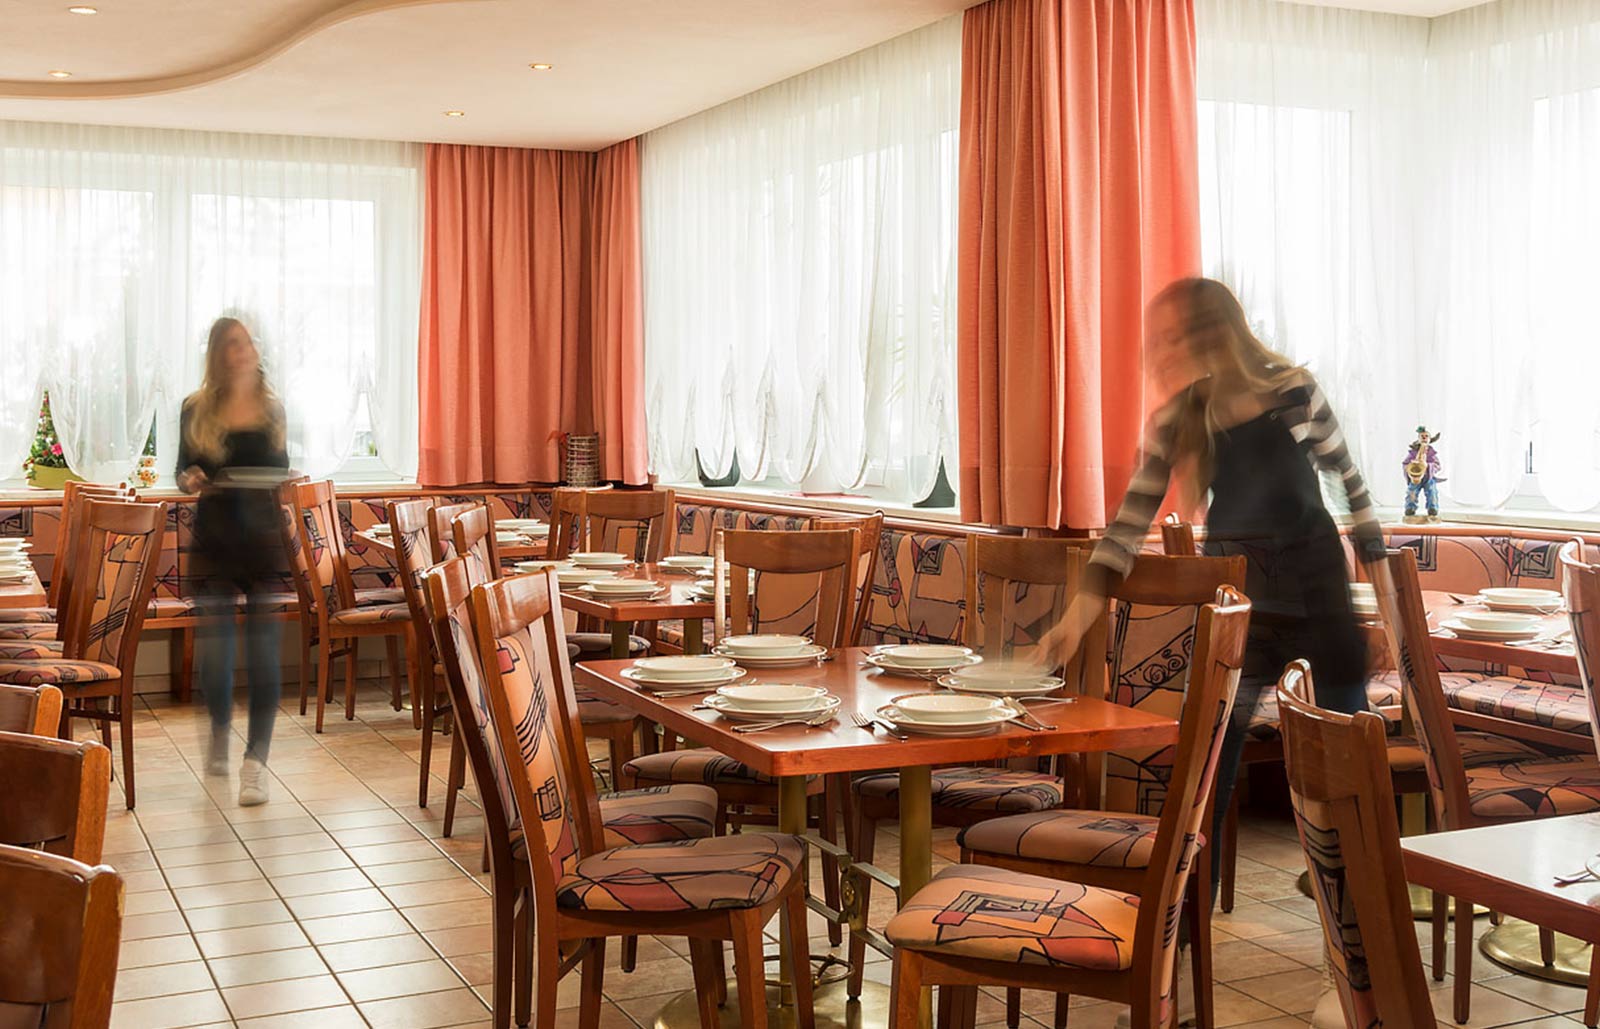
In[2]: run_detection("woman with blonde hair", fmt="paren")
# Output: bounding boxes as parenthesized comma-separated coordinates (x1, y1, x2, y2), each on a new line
(177, 315, 289, 806)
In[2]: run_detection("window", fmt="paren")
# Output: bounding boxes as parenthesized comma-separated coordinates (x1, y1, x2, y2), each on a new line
(0, 121, 422, 484)
(640, 16, 961, 507)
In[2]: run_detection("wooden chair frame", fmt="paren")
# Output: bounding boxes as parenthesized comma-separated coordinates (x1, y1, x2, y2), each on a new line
(712, 527, 860, 648)
(581, 488, 677, 563)
(471, 569, 814, 1029)
(1277, 660, 1438, 1027)
(0, 731, 110, 864)
(1561, 538, 1600, 761)
(389, 499, 461, 826)
(889, 589, 1251, 1029)
(0, 846, 122, 1029)
(426, 501, 478, 565)
(810, 511, 884, 647)
(0, 683, 63, 736)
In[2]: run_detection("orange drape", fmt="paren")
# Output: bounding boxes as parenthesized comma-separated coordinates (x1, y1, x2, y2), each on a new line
(418, 140, 646, 486)
(957, 0, 1201, 529)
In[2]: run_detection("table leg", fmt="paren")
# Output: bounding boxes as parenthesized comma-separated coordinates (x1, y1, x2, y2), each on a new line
(684, 616, 703, 656)
(899, 764, 933, 1029)
(777, 774, 808, 1009)
(610, 621, 631, 660)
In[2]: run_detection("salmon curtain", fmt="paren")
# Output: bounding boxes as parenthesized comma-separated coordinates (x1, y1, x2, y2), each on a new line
(418, 141, 646, 486)
(957, 0, 1201, 529)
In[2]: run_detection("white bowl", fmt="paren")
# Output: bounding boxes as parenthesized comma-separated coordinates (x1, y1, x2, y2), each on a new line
(571, 552, 630, 567)
(0, 539, 32, 548)
(497, 518, 544, 529)
(631, 656, 737, 681)
(877, 644, 974, 668)
(556, 568, 610, 585)
(1479, 587, 1561, 606)
(893, 693, 1005, 723)
(1457, 612, 1541, 632)
(660, 555, 715, 570)
(587, 578, 659, 594)
(719, 634, 812, 657)
(514, 560, 564, 574)
(715, 683, 829, 711)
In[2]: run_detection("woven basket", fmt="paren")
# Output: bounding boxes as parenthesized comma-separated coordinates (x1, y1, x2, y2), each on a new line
(564, 433, 601, 487)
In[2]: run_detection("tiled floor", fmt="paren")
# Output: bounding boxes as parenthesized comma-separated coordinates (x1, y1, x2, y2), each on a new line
(96, 681, 1590, 1028)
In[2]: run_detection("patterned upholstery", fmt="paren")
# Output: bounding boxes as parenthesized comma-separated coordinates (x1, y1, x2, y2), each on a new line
(329, 603, 411, 627)
(568, 632, 650, 657)
(146, 595, 196, 620)
(0, 624, 58, 641)
(623, 748, 816, 787)
(853, 767, 1064, 816)
(1104, 600, 1201, 815)
(1465, 754, 1600, 819)
(576, 690, 636, 725)
(1386, 730, 1543, 775)
(355, 586, 405, 607)
(80, 518, 157, 667)
(0, 639, 64, 660)
(1442, 676, 1592, 738)
(1239, 674, 1407, 743)
(652, 619, 714, 650)
(0, 607, 55, 624)
(1288, 791, 1381, 1025)
(860, 527, 967, 646)
(1365, 672, 1405, 708)
(885, 863, 1137, 970)
(958, 810, 1184, 869)
(0, 660, 119, 685)
(597, 785, 719, 848)
(555, 832, 803, 912)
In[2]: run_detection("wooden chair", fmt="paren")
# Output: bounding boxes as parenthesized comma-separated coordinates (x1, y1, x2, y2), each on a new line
(1158, 514, 1197, 556)
(1277, 660, 1439, 1027)
(582, 488, 676, 563)
(388, 499, 460, 824)
(885, 587, 1250, 1029)
(0, 481, 134, 638)
(0, 498, 167, 808)
(292, 480, 412, 732)
(0, 683, 62, 736)
(1384, 546, 1600, 1023)
(452, 504, 503, 586)
(1562, 539, 1600, 760)
(547, 488, 588, 560)
(469, 568, 813, 1029)
(0, 731, 110, 863)
(423, 557, 718, 1027)
(811, 510, 884, 647)
(0, 846, 122, 1028)
(426, 501, 478, 564)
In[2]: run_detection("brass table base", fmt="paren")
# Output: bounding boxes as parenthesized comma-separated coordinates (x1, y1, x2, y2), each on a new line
(1480, 921, 1592, 986)
(645, 978, 893, 1028)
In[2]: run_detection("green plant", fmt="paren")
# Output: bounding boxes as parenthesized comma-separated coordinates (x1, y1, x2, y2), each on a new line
(24, 393, 68, 472)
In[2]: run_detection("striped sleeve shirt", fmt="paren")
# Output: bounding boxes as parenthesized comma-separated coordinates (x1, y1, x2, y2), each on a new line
(1088, 371, 1386, 582)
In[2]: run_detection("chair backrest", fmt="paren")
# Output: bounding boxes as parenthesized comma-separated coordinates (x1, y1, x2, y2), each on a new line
(1561, 539, 1600, 762)
(427, 502, 477, 564)
(547, 488, 588, 560)
(0, 684, 62, 737)
(1380, 547, 1473, 829)
(387, 499, 439, 641)
(275, 475, 315, 618)
(714, 528, 860, 648)
(0, 846, 121, 1029)
(1131, 587, 1250, 1020)
(963, 535, 1078, 661)
(1277, 660, 1439, 1028)
(60, 499, 168, 672)
(293, 480, 355, 617)
(0, 732, 110, 864)
(1071, 550, 1248, 815)
(451, 505, 500, 588)
(470, 570, 602, 917)
(1159, 515, 1197, 556)
(812, 511, 884, 646)
(583, 489, 676, 563)
(422, 558, 519, 871)
(47, 481, 133, 613)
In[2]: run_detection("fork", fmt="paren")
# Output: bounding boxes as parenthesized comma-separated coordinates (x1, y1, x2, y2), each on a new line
(851, 711, 908, 740)
(1001, 697, 1056, 731)
(731, 711, 836, 734)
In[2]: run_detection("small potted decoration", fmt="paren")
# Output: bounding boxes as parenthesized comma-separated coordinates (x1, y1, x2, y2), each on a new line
(24, 393, 81, 491)
(132, 421, 159, 488)
(1402, 426, 1443, 524)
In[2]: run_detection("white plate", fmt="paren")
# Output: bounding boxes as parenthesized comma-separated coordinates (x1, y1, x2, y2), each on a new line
(659, 555, 715, 571)
(715, 682, 830, 710)
(712, 644, 828, 667)
(866, 651, 984, 676)
(0, 541, 34, 550)
(497, 518, 545, 529)
(877, 701, 1019, 736)
(631, 656, 737, 681)
(621, 665, 748, 688)
(367, 525, 392, 535)
(1351, 598, 1378, 617)
(1480, 587, 1561, 605)
(876, 644, 974, 668)
(1439, 618, 1541, 641)
(938, 673, 1064, 697)
(583, 583, 662, 600)
(892, 692, 1005, 723)
(514, 560, 566, 574)
(1457, 612, 1541, 633)
(702, 693, 840, 723)
(720, 634, 813, 657)
(571, 552, 631, 568)
(556, 568, 612, 586)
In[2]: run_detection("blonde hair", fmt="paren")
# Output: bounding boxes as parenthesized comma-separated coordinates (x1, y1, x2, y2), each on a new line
(1151, 278, 1304, 512)
(183, 316, 283, 463)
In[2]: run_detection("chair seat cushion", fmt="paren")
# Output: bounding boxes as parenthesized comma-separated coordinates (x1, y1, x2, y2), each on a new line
(0, 660, 120, 686)
(355, 587, 405, 606)
(1443, 675, 1591, 738)
(885, 862, 1137, 971)
(555, 832, 803, 912)
(598, 785, 719, 848)
(1237, 674, 1413, 744)
(655, 619, 715, 649)
(1467, 754, 1600, 819)
(147, 595, 197, 620)
(577, 691, 637, 726)
(853, 767, 1064, 816)
(568, 632, 650, 657)
(623, 749, 815, 787)
(1365, 671, 1404, 709)
(1387, 731, 1543, 775)
(0, 623, 58, 641)
(0, 639, 65, 660)
(957, 810, 1198, 870)
(330, 603, 411, 627)
(0, 607, 55, 624)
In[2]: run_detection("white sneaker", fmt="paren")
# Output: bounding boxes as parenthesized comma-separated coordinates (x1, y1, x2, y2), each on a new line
(205, 729, 229, 777)
(1310, 955, 1343, 1028)
(239, 757, 270, 806)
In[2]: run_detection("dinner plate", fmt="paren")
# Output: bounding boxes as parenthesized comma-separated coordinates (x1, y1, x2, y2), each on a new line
(582, 583, 663, 599)
(514, 560, 566, 574)
(659, 555, 715, 571)
(496, 518, 545, 530)
(877, 700, 1020, 736)
(937, 673, 1064, 697)
(720, 634, 812, 657)
(1439, 618, 1542, 641)
(571, 552, 632, 568)
(866, 651, 984, 676)
(711, 644, 829, 667)
(631, 655, 738, 681)
(555, 568, 611, 586)
(621, 665, 748, 688)
(1478, 587, 1563, 613)
(875, 644, 974, 668)
(702, 693, 840, 723)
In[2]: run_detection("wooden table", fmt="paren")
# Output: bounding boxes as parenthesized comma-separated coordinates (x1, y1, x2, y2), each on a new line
(575, 647, 1180, 1021)
(1422, 590, 1575, 675)
(1404, 814, 1600, 1014)
(560, 563, 715, 657)
(352, 528, 551, 563)
(0, 571, 47, 610)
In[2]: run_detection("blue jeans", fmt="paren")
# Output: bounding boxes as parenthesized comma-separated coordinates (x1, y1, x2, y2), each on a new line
(1405, 479, 1439, 515)
(199, 583, 283, 764)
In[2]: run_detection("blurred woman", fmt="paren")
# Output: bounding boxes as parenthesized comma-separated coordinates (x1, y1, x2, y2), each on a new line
(177, 316, 289, 807)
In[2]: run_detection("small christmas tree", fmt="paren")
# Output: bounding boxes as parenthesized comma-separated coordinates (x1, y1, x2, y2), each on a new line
(24, 392, 67, 473)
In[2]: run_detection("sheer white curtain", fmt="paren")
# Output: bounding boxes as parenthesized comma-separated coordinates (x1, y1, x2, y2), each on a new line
(641, 15, 960, 501)
(0, 122, 421, 482)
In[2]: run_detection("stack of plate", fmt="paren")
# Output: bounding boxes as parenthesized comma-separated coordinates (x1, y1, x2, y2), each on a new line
(571, 552, 632, 569)
(659, 555, 715, 573)
(555, 566, 611, 589)
(689, 568, 754, 600)
(622, 655, 745, 688)
(1439, 611, 1544, 642)
(866, 644, 982, 676)
(1477, 587, 1563, 613)
(700, 682, 840, 723)
(714, 634, 827, 667)
(877, 693, 1022, 736)
(583, 577, 662, 600)
(513, 560, 565, 574)
(0, 541, 31, 584)
(1349, 582, 1377, 619)
(368, 524, 392, 537)
(939, 663, 1063, 697)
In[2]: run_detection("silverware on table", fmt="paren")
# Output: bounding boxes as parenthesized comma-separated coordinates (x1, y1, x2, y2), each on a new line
(647, 685, 722, 699)
(850, 711, 908, 741)
(1001, 697, 1056, 731)
(730, 711, 837, 734)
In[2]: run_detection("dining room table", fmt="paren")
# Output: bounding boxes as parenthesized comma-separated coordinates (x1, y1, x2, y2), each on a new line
(573, 647, 1180, 1025)
(352, 526, 552, 563)
(561, 560, 718, 657)
(1421, 589, 1575, 675)
(0, 571, 47, 610)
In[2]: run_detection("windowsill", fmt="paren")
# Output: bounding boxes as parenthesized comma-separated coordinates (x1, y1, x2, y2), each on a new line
(665, 483, 966, 524)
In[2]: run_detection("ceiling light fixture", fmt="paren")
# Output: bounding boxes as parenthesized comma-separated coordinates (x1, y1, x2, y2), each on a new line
(529, 63, 553, 70)
(444, 110, 465, 117)
(48, 70, 72, 78)
(68, 5, 98, 14)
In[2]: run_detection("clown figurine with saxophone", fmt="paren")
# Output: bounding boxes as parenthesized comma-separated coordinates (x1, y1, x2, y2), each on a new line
(1403, 426, 1442, 523)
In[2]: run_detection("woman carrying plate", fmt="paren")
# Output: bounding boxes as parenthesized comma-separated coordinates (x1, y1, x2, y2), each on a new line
(176, 315, 291, 807)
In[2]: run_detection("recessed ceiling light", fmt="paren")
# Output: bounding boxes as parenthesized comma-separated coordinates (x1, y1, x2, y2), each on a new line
(68, 5, 98, 14)
(48, 70, 72, 78)
(529, 63, 553, 70)
(443, 110, 465, 117)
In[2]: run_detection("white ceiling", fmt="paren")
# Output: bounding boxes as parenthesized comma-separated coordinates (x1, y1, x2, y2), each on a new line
(0, 0, 1486, 151)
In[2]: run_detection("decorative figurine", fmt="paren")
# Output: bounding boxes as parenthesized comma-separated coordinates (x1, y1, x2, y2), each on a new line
(1402, 426, 1442, 524)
